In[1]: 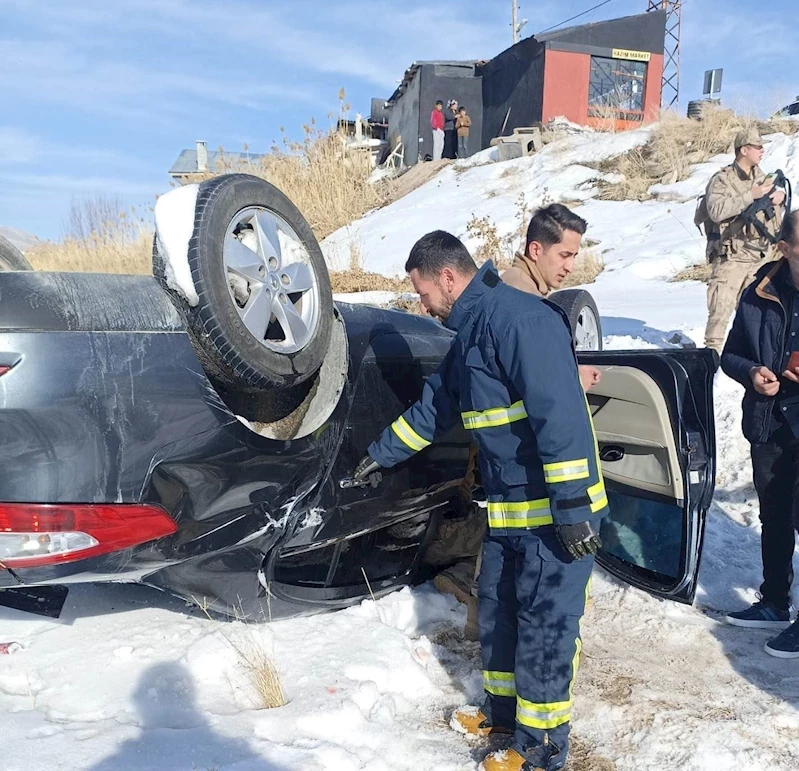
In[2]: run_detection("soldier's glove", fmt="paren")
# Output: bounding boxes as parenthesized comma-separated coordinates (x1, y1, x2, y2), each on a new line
(353, 455, 381, 481)
(556, 520, 602, 560)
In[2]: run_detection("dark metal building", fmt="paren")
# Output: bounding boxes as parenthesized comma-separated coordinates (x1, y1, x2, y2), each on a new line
(382, 61, 484, 165)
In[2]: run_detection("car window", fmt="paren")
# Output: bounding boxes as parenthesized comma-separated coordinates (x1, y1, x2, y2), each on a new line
(599, 486, 684, 582)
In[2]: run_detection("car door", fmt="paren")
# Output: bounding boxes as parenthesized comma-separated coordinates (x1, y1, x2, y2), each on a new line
(577, 348, 716, 604)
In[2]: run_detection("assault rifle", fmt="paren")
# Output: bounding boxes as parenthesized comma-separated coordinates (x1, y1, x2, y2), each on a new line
(740, 169, 792, 244)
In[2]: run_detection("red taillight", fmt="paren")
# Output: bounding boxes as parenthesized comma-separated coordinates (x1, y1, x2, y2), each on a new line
(0, 366, 11, 377)
(0, 504, 177, 569)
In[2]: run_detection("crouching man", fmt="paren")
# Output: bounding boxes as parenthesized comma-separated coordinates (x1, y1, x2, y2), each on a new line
(350, 231, 608, 770)
(721, 210, 799, 658)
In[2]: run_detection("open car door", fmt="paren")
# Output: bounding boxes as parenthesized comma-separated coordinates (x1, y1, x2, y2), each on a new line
(578, 349, 716, 604)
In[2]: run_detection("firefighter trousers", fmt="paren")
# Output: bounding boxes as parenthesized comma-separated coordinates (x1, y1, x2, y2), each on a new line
(478, 527, 593, 760)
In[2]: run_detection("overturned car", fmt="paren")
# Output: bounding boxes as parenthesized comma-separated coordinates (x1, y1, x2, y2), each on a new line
(0, 176, 716, 619)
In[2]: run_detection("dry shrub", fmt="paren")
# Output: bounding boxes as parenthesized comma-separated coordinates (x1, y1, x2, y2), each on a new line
(762, 117, 799, 136)
(671, 263, 712, 283)
(562, 248, 605, 288)
(466, 214, 506, 265)
(466, 193, 538, 269)
(27, 195, 153, 274)
(597, 106, 760, 201)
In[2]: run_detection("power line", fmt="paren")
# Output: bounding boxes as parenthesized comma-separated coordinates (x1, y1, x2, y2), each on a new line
(537, 0, 616, 35)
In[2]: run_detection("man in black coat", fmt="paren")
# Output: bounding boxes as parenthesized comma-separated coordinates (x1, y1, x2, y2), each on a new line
(721, 209, 799, 657)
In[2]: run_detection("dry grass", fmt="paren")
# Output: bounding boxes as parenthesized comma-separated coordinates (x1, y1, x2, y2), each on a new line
(180, 93, 386, 241)
(562, 247, 605, 288)
(194, 598, 288, 711)
(230, 633, 288, 710)
(596, 106, 759, 201)
(671, 263, 712, 283)
(27, 196, 153, 274)
(329, 268, 411, 294)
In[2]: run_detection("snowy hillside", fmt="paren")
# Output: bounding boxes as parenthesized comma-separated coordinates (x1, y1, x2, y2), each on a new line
(4, 127, 799, 771)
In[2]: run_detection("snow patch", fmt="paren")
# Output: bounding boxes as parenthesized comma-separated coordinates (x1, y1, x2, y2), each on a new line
(154, 184, 200, 306)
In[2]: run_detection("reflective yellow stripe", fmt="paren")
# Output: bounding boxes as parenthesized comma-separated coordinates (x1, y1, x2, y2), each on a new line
(390, 416, 430, 453)
(543, 458, 590, 483)
(588, 479, 608, 512)
(461, 400, 527, 430)
(487, 499, 553, 529)
(483, 670, 516, 697)
(516, 696, 572, 730)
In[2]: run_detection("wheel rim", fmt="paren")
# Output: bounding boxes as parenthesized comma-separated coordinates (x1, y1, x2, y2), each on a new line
(574, 306, 600, 351)
(223, 206, 320, 355)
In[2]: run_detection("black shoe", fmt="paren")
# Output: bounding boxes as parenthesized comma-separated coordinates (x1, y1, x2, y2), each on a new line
(765, 621, 799, 659)
(725, 599, 791, 630)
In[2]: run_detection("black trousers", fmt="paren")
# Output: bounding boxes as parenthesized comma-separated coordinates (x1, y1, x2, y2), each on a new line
(751, 424, 799, 611)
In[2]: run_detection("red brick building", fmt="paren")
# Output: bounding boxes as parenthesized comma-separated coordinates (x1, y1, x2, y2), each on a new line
(480, 10, 666, 141)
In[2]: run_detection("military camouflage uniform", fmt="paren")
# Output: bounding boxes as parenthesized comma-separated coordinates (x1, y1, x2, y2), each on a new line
(703, 131, 785, 352)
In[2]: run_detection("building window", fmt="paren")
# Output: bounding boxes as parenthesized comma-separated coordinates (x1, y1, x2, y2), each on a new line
(588, 56, 647, 121)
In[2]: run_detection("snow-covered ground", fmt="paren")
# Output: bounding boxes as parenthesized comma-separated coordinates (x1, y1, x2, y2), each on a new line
(4, 126, 799, 771)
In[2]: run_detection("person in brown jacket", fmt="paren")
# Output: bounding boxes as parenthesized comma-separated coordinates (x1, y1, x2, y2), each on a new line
(702, 128, 787, 352)
(456, 105, 472, 158)
(432, 205, 601, 641)
(502, 204, 602, 392)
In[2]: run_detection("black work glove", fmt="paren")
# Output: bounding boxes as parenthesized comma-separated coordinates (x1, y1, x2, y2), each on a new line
(353, 455, 381, 481)
(556, 520, 602, 560)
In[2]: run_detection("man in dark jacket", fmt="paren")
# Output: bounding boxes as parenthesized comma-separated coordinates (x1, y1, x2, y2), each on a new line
(721, 209, 799, 658)
(351, 231, 608, 771)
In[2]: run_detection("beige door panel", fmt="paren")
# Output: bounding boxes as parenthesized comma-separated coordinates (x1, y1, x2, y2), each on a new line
(588, 365, 683, 499)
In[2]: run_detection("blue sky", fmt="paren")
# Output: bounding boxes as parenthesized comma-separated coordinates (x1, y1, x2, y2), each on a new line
(1, 0, 796, 240)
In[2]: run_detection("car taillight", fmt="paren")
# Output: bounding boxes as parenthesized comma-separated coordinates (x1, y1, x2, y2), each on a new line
(0, 366, 12, 376)
(0, 504, 177, 569)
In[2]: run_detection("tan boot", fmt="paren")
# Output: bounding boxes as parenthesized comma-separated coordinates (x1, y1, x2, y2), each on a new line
(464, 594, 479, 641)
(450, 706, 512, 738)
(433, 561, 474, 605)
(479, 749, 528, 771)
(481, 740, 560, 771)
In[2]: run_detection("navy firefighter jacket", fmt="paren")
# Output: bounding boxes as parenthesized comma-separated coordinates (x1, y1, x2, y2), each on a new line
(368, 261, 609, 534)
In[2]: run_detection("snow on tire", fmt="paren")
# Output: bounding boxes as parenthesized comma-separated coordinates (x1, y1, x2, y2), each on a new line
(154, 174, 333, 391)
(548, 289, 603, 351)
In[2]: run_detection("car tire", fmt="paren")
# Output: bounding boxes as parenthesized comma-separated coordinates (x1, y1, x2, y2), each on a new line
(0, 235, 33, 271)
(548, 289, 603, 351)
(155, 174, 333, 391)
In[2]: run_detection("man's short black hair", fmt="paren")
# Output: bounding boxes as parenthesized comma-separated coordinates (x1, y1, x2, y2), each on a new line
(781, 209, 799, 246)
(435, 100, 443, 106)
(405, 231, 477, 278)
(459, 105, 467, 111)
(525, 203, 587, 251)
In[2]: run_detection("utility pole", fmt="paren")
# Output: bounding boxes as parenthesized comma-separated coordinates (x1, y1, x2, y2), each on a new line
(647, 0, 683, 109)
(511, 0, 527, 45)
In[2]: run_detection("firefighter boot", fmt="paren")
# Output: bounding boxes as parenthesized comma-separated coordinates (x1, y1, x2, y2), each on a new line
(480, 739, 562, 771)
(450, 706, 512, 738)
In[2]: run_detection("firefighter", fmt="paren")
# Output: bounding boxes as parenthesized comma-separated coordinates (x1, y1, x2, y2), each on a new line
(350, 229, 608, 771)
(430, 204, 603, 642)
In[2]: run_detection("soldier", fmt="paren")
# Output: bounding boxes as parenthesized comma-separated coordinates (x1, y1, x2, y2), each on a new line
(702, 128, 787, 352)
(350, 229, 608, 771)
